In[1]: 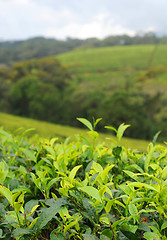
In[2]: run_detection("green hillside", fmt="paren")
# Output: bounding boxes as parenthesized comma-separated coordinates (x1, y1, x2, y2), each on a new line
(0, 112, 148, 152)
(56, 44, 167, 141)
(1, 45, 167, 141)
(57, 44, 167, 94)
(0, 33, 165, 65)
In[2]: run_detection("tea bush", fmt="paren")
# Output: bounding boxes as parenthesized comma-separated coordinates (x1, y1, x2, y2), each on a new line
(0, 119, 167, 239)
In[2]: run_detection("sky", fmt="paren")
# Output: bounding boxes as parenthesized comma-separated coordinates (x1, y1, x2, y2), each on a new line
(0, 0, 167, 41)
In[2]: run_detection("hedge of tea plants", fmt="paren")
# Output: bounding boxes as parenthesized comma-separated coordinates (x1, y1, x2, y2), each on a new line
(0, 118, 167, 240)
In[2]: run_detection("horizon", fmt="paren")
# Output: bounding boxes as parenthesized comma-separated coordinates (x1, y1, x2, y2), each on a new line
(0, 31, 166, 43)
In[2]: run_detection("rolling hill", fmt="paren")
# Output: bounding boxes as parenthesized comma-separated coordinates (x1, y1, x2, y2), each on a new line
(56, 44, 167, 141)
(57, 44, 167, 95)
(1, 44, 167, 142)
(0, 112, 149, 152)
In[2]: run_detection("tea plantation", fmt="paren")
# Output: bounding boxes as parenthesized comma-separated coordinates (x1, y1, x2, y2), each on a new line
(0, 118, 166, 239)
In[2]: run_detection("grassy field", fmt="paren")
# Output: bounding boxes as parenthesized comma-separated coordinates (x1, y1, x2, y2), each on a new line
(58, 45, 167, 71)
(57, 44, 167, 95)
(0, 112, 149, 151)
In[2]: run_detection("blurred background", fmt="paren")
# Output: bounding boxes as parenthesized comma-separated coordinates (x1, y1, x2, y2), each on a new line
(0, 0, 167, 142)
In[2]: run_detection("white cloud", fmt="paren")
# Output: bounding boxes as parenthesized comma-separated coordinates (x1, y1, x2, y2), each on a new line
(44, 12, 136, 40)
(0, 0, 166, 40)
(11, 0, 30, 5)
(0, 0, 79, 40)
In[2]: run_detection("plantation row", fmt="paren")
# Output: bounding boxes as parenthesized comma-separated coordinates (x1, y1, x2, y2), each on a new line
(0, 119, 167, 239)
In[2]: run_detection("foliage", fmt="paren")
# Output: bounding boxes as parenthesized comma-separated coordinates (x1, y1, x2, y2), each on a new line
(1, 45, 167, 140)
(0, 118, 166, 239)
(0, 56, 73, 123)
(58, 45, 167, 141)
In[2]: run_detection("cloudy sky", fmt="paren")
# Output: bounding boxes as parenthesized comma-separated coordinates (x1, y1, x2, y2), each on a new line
(0, 0, 167, 41)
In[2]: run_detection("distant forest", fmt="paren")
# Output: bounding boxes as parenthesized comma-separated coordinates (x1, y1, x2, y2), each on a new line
(0, 32, 167, 65)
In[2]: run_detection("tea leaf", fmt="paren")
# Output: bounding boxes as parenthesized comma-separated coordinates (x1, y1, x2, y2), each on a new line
(128, 204, 138, 216)
(5, 211, 19, 226)
(0, 161, 8, 185)
(105, 126, 117, 133)
(0, 186, 13, 206)
(159, 184, 167, 204)
(79, 186, 102, 202)
(117, 123, 130, 141)
(88, 130, 99, 139)
(149, 225, 161, 236)
(0, 229, 5, 238)
(0, 130, 13, 140)
(47, 178, 60, 190)
(50, 231, 66, 240)
(128, 182, 158, 192)
(13, 228, 32, 237)
(101, 165, 114, 182)
(126, 164, 144, 173)
(143, 232, 161, 240)
(77, 118, 93, 131)
(82, 234, 100, 240)
(162, 166, 167, 178)
(101, 229, 113, 239)
(64, 215, 82, 233)
(161, 221, 167, 230)
(22, 148, 36, 162)
(105, 200, 113, 214)
(152, 130, 161, 146)
(93, 118, 102, 129)
(29, 204, 40, 216)
(82, 198, 96, 220)
(120, 223, 138, 234)
(43, 145, 56, 158)
(34, 203, 63, 231)
(50, 137, 59, 147)
(28, 217, 39, 229)
(14, 202, 23, 215)
(112, 218, 126, 228)
(69, 165, 82, 181)
(99, 186, 106, 199)
(100, 216, 110, 225)
(124, 170, 140, 182)
(22, 128, 36, 136)
(145, 143, 154, 172)
(92, 161, 103, 173)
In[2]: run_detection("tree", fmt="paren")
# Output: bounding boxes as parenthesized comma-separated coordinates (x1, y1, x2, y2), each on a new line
(8, 57, 72, 123)
(99, 90, 154, 139)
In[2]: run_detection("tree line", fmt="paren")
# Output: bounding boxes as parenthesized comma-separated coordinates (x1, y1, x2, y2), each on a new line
(0, 56, 167, 141)
(1, 33, 167, 65)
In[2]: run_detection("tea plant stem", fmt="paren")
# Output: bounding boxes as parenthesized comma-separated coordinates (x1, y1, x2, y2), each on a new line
(16, 212, 22, 228)
(68, 194, 86, 211)
(24, 213, 28, 226)
(114, 203, 124, 217)
(107, 212, 117, 240)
